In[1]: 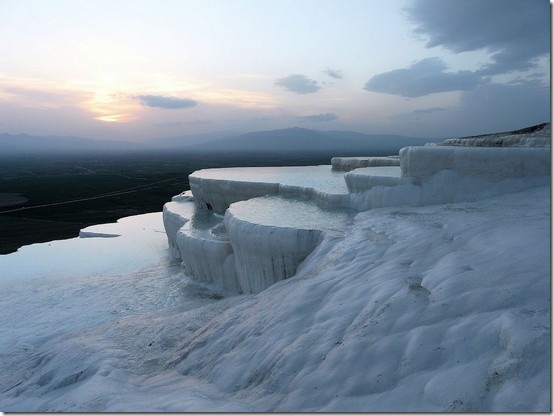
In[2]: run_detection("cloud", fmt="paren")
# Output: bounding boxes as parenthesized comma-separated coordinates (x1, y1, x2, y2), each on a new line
(324, 69, 342, 79)
(136, 95, 197, 109)
(275, 74, 321, 94)
(390, 80, 549, 136)
(297, 113, 338, 122)
(405, 0, 549, 75)
(365, 0, 549, 99)
(456, 79, 550, 130)
(364, 57, 481, 97)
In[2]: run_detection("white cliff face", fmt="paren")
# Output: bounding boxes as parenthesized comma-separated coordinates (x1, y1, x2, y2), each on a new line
(400, 146, 551, 182)
(175, 212, 239, 293)
(162, 194, 196, 259)
(343, 166, 412, 193)
(224, 196, 351, 293)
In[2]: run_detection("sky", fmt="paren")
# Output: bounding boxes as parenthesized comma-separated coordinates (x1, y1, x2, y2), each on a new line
(0, 0, 550, 141)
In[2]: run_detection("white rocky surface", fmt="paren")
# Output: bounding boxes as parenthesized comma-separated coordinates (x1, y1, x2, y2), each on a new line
(343, 166, 412, 193)
(175, 211, 238, 293)
(439, 123, 550, 147)
(331, 155, 400, 171)
(1, 128, 549, 411)
(189, 165, 349, 214)
(165, 137, 550, 295)
(400, 146, 551, 182)
(224, 196, 352, 293)
(162, 198, 196, 259)
(0, 183, 548, 412)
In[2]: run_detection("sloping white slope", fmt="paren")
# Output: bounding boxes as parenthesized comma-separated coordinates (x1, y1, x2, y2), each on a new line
(173, 185, 550, 412)
(0, 185, 549, 412)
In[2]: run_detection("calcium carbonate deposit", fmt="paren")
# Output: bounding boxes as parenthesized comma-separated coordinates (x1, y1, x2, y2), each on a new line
(0, 125, 550, 412)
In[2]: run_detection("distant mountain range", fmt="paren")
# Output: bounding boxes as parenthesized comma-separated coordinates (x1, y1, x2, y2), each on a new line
(0, 127, 436, 156)
(182, 128, 433, 155)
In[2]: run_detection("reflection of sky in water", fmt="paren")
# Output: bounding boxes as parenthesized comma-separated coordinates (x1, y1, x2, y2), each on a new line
(229, 196, 353, 232)
(192, 166, 349, 194)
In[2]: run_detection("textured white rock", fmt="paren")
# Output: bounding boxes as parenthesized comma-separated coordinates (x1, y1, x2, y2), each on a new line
(344, 166, 413, 193)
(347, 170, 550, 212)
(224, 196, 351, 294)
(0, 185, 549, 412)
(189, 165, 349, 214)
(166, 143, 551, 294)
(439, 123, 551, 147)
(400, 146, 551, 182)
(176, 218, 238, 292)
(162, 198, 196, 259)
(331, 156, 400, 171)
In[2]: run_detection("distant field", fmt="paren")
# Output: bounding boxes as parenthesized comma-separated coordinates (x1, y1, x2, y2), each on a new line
(0, 150, 334, 254)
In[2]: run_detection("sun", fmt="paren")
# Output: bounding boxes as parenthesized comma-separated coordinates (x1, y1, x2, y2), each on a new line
(68, 74, 138, 123)
(95, 114, 128, 123)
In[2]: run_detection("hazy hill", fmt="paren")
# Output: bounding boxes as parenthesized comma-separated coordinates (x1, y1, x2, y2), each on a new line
(143, 131, 241, 149)
(184, 127, 433, 155)
(0, 133, 141, 154)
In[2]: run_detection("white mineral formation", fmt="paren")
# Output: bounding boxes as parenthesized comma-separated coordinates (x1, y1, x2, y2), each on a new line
(164, 133, 550, 295)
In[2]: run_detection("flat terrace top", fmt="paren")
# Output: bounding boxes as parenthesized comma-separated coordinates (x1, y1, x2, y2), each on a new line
(228, 196, 352, 232)
(190, 165, 349, 195)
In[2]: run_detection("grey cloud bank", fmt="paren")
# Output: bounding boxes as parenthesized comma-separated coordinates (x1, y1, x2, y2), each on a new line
(406, 0, 549, 75)
(366, 0, 549, 98)
(391, 80, 549, 136)
(365, 57, 482, 97)
(275, 74, 321, 94)
(137, 95, 198, 109)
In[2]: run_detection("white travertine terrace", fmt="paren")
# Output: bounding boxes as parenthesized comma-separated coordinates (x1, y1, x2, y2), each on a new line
(163, 135, 550, 294)
(224, 196, 351, 293)
(343, 166, 412, 193)
(189, 165, 349, 214)
(175, 210, 238, 292)
(400, 146, 551, 182)
(331, 155, 400, 171)
(162, 191, 196, 259)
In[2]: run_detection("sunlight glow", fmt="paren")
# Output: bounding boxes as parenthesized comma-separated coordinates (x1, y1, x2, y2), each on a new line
(95, 114, 128, 123)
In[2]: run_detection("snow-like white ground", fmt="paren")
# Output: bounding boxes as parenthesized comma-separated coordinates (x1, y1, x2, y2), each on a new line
(0, 182, 549, 411)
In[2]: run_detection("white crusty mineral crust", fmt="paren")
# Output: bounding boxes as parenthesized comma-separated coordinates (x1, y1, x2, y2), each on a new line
(224, 196, 351, 293)
(344, 166, 413, 193)
(399, 146, 550, 182)
(331, 156, 400, 171)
